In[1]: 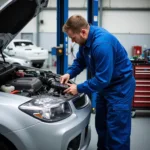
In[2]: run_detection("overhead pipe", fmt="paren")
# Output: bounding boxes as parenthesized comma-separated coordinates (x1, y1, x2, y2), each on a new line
(43, 7, 150, 11)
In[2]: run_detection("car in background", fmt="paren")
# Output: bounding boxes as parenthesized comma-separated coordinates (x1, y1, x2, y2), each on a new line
(0, 52, 32, 67)
(0, 1, 91, 150)
(4, 39, 48, 68)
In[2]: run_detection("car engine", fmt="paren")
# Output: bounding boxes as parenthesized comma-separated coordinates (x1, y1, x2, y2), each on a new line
(0, 62, 73, 100)
(0, 62, 88, 123)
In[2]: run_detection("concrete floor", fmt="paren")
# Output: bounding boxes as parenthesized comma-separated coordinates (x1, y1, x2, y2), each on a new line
(87, 111, 150, 150)
(44, 65, 150, 150)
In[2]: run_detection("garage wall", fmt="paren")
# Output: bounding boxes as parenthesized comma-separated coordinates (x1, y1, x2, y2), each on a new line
(114, 34, 150, 56)
(46, 0, 150, 8)
(16, 0, 150, 65)
(103, 11, 150, 34)
(103, 0, 150, 8)
(20, 10, 87, 33)
(21, 9, 150, 34)
(21, 0, 150, 33)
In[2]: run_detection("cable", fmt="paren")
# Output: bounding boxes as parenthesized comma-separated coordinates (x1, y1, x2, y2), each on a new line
(70, 43, 77, 82)
(70, 43, 76, 59)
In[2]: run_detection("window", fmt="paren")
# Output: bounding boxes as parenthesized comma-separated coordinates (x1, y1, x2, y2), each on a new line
(14, 42, 33, 47)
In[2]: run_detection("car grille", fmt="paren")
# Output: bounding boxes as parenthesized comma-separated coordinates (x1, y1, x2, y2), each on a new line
(67, 134, 81, 150)
(67, 125, 89, 150)
(73, 94, 88, 109)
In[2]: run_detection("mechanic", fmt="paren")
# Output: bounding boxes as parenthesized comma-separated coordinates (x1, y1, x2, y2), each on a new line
(60, 15, 135, 150)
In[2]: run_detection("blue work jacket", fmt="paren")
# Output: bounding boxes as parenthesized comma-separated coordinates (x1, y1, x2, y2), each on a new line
(67, 26, 133, 98)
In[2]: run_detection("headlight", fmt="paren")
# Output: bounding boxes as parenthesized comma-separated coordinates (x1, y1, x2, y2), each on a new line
(19, 96, 72, 122)
(25, 60, 30, 64)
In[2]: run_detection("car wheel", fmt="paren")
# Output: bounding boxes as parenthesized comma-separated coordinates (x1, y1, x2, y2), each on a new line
(0, 138, 16, 150)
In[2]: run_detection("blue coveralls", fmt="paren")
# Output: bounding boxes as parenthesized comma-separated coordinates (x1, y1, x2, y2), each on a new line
(67, 26, 135, 150)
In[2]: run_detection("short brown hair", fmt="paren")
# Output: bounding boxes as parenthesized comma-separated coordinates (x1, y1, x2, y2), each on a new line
(62, 15, 89, 33)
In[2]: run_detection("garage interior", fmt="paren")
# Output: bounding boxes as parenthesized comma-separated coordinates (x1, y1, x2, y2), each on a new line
(67, 68, 150, 150)
(0, 0, 150, 150)
(47, 66, 150, 150)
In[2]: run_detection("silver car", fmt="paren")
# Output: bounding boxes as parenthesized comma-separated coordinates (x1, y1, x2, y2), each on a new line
(0, 52, 32, 67)
(0, 0, 91, 150)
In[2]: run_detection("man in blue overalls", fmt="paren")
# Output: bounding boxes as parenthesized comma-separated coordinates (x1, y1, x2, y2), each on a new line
(60, 15, 135, 150)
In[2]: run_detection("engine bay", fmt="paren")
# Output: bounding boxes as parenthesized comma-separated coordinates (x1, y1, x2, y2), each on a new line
(0, 62, 73, 100)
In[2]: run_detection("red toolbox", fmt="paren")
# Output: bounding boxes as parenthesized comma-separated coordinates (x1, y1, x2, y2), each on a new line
(132, 65, 150, 113)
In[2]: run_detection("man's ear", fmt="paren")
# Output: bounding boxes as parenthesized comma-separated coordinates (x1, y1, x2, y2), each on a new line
(80, 29, 87, 37)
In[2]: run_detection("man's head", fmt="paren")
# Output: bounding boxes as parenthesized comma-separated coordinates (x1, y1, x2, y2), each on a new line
(62, 15, 89, 46)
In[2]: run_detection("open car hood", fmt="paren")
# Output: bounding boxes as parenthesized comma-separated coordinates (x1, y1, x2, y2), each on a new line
(0, 0, 48, 52)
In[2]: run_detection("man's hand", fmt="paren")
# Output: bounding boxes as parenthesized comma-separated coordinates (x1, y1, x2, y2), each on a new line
(64, 83, 78, 95)
(60, 74, 70, 84)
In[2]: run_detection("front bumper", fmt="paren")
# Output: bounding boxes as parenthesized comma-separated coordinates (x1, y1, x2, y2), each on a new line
(4, 100, 91, 150)
(21, 62, 32, 67)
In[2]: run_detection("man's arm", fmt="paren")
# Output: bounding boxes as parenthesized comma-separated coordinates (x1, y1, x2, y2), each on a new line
(77, 43, 114, 94)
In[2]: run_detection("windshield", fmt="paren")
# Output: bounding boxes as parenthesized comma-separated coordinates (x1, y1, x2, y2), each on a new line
(14, 41, 33, 47)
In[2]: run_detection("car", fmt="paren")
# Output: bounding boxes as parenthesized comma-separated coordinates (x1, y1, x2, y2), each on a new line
(0, 1, 91, 150)
(0, 52, 32, 67)
(4, 39, 48, 68)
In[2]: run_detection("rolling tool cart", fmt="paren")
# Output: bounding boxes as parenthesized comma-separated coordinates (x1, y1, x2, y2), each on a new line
(132, 62, 150, 117)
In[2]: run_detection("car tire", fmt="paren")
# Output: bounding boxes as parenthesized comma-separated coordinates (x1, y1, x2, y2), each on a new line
(0, 138, 16, 150)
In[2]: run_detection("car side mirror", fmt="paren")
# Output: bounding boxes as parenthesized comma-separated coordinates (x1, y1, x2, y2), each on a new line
(7, 47, 13, 50)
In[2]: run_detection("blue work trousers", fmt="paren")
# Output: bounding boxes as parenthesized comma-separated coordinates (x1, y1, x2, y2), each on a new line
(95, 77, 135, 150)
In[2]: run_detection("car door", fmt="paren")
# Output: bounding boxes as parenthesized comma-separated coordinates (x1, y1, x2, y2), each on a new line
(12, 41, 23, 58)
